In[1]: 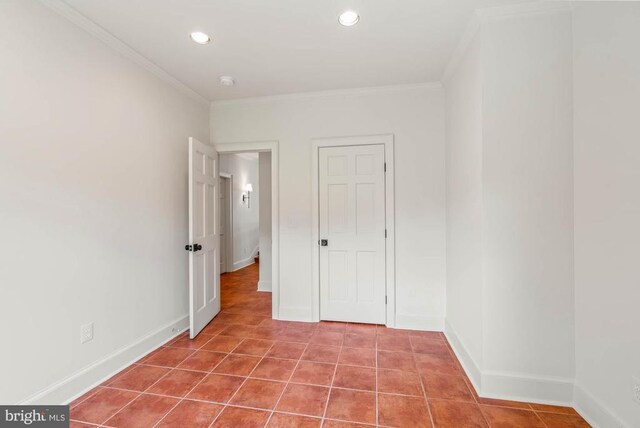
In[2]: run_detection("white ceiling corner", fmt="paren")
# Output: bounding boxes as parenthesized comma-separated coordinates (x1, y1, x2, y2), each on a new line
(441, 0, 573, 83)
(47, 0, 534, 102)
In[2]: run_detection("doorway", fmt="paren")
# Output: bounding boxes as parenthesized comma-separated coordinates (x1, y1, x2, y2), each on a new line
(187, 140, 279, 338)
(217, 141, 280, 320)
(218, 151, 272, 318)
(311, 135, 396, 327)
(219, 174, 232, 274)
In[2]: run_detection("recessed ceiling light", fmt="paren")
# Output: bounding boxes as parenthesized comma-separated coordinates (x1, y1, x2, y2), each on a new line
(219, 76, 235, 86)
(338, 10, 359, 27)
(189, 32, 211, 44)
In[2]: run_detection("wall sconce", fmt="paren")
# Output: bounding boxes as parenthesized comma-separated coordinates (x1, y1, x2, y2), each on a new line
(242, 183, 253, 208)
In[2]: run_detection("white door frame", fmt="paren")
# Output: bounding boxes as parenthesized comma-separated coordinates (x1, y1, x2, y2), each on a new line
(219, 173, 233, 274)
(311, 134, 396, 327)
(216, 140, 280, 320)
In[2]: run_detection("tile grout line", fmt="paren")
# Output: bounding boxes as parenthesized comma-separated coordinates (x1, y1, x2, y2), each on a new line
(75, 408, 375, 428)
(205, 339, 279, 428)
(534, 411, 551, 428)
(411, 334, 436, 428)
(74, 396, 361, 424)
(263, 340, 311, 426)
(100, 345, 201, 428)
(150, 333, 247, 428)
(375, 331, 379, 428)
(94, 382, 430, 401)
(72, 302, 586, 428)
(441, 333, 542, 428)
(73, 348, 578, 426)
(319, 333, 345, 427)
(93, 348, 203, 428)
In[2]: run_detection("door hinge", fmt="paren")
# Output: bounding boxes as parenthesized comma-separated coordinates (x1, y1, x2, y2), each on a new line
(385, 296, 388, 304)
(385, 229, 387, 238)
(384, 162, 387, 172)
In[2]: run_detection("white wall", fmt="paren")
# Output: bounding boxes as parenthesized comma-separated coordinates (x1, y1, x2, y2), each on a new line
(211, 85, 446, 327)
(258, 152, 273, 291)
(573, 3, 640, 427)
(481, 9, 575, 391)
(444, 8, 575, 403)
(445, 32, 484, 373)
(219, 154, 260, 270)
(0, 0, 209, 404)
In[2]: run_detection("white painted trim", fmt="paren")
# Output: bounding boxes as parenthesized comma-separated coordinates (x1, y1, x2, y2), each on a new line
(395, 314, 444, 332)
(257, 280, 272, 292)
(219, 173, 233, 274)
(481, 371, 574, 405)
(574, 383, 629, 428)
(232, 245, 259, 271)
(216, 140, 280, 320)
(441, 12, 481, 84)
(38, 0, 209, 106)
(279, 306, 315, 322)
(212, 82, 443, 107)
(233, 258, 256, 271)
(475, 1, 573, 22)
(311, 134, 396, 327)
(445, 319, 575, 406)
(235, 153, 259, 161)
(444, 320, 483, 394)
(442, 1, 574, 83)
(21, 315, 188, 405)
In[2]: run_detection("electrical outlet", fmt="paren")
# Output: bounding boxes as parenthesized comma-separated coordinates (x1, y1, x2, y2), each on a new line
(632, 376, 640, 405)
(80, 322, 94, 344)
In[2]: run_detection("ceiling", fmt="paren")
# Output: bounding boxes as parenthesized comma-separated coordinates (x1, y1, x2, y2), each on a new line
(61, 0, 529, 101)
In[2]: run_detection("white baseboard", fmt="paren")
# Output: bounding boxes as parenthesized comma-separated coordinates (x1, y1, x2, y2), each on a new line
(574, 383, 629, 428)
(444, 319, 574, 406)
(20, 315, 189, 405)
(278, 306, 314, 322)
(257, 280, 272, 292)
(481, 370, 574, 405)
(233, 258, 255, 271)
(444, 320, 483, 392)
(395, 314, 445, 331)
(233, 246, 260, 271)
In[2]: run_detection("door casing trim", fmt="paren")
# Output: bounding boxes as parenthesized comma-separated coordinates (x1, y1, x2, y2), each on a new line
(311, 134, 396, 327)
(218, 173, 233, 274)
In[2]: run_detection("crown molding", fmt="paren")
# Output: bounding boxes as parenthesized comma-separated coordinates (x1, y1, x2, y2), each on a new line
(476, 1, 573, 22)
(441, 12, 481, 84)
(441, 1, 574, 84)
(38, 0, 210, 107)
(211, 82, 443, 107)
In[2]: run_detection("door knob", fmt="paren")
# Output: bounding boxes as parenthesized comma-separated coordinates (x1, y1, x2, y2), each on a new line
(319, 239, 328, 247)
(185, 244, 192, 251)
(194, 244, 202, 252)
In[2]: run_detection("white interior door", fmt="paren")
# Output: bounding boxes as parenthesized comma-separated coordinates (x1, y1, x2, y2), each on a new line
(319, 144, 386, 324)
(188, 137, 220, 338)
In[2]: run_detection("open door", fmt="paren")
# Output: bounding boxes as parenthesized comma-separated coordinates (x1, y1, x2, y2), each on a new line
(187, 137, 220, 338)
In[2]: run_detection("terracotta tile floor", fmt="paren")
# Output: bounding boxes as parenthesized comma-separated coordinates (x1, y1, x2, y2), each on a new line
(70, 264, 590, 427)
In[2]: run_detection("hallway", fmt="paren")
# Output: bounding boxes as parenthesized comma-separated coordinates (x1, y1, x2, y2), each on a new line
(220, 264, 271, 319)
(68, 265, 588, 427)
